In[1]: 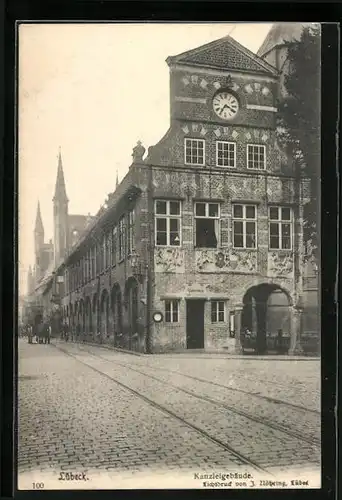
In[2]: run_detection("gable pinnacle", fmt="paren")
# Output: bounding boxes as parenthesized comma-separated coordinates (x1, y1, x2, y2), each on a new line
(53, 147, 68, 202)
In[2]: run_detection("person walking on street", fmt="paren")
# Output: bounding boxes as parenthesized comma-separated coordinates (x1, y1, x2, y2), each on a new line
(27, 325, 33, 344)
(45, 323, 51, 344)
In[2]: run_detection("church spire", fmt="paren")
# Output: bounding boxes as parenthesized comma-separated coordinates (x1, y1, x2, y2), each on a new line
(53, 147, 68, 202)
(116, 170, 119, 188)
(34, 201, 44, 235)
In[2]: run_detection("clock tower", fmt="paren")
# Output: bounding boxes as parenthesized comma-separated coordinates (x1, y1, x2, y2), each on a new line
(146, 34, 288, 174)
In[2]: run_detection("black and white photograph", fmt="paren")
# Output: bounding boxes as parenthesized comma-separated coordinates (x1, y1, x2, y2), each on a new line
(18, 22, 321, 490)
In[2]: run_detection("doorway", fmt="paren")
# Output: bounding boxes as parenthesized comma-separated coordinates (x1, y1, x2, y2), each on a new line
(186, 300, 205, 349)
(242, 284, 291, 354)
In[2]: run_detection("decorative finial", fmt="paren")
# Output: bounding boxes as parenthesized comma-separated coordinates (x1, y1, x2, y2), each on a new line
(132, 140, 146, 163)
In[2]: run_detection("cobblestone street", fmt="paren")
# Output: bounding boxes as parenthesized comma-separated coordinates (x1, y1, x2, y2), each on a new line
(18, 339, 321, 489)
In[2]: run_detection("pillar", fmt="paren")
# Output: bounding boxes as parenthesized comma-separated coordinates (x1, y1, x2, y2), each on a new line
(289, 305, 304, 355)
(233, 304, 243, 354)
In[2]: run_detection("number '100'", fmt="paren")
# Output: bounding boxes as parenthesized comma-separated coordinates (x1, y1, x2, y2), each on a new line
(32, 483, 44, 489)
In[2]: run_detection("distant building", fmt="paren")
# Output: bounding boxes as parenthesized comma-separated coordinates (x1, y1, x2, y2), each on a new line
(35, 32, 319, 355)
(24, 150, 93, 330)
(32, 149, 93, 290)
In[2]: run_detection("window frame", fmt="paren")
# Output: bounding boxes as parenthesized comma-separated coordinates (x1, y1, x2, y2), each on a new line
(232, 203, 257, 249)
(268, 206, 293, 251)
(216, 140, 236, 168)
(127, 210, 134, 256)
(164, 299, 180, 323)
(246, 143, 266, 170)
(211, 300, 226, 323)
(112, 225, 117, 267)
(194, 201, 221, 248)
(184, 138, 206, 166)
(155, 199, 182, 247)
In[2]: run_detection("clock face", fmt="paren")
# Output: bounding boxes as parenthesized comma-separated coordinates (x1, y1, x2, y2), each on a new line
(213, 92, 239, 120)
(153, 311, 163, 323)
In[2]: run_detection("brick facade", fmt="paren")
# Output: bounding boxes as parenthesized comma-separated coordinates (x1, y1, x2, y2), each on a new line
(39, 34, 314, 355)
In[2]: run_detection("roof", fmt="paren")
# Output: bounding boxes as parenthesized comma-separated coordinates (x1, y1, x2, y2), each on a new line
(166, 34, 278, 76)
(68, 214, 92, 239)
(257, 23, 309, 58)
(35, 259, 55, 292)
(63, 184, 141, 266)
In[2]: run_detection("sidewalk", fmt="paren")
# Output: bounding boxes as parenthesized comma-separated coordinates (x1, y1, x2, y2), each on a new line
(51, 339, 320, 361)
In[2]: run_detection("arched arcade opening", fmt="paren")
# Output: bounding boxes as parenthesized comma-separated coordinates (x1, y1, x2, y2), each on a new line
(241, 283, 291, 354)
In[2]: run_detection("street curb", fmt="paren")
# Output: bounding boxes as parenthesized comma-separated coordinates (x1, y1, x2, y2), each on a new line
(51, 340, 145, 357)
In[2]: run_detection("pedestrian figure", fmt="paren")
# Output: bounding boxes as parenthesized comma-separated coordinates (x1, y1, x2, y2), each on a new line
(277, 329, 283, 353)
(64, 322, 69, 342)
(27, 325, 33, 344)
(76, 324, 81, 342)
(44, 323, 51, 344)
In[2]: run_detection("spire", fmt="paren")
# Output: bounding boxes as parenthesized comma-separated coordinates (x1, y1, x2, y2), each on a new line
(116, 170, 119, 188)
(53, 147, 68, 202)
(34, 201, 44, 234)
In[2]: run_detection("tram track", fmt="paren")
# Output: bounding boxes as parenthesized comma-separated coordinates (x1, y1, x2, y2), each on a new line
(54, 343, 273, 476)
(68, 342, 320, 414)
(127, 357, 320, 415)
(72, 344, 321, 448)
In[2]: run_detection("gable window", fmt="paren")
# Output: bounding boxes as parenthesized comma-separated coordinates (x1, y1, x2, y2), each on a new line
(195, 202, 220, 248)
(165, 300, 179, 323)
(216, 141, 236, 168)
(184, 138, 205, 166)
(247, 144, 266, 170)
(233, 204, 257, 248)
(211, 301, 225, 323)
(155, 200, 181, 246)
(269, 206, 292, 250)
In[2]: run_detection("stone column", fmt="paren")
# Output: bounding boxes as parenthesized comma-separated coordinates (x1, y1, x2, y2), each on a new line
(289, 305, 304, 355)
(233, 304, 244, 354)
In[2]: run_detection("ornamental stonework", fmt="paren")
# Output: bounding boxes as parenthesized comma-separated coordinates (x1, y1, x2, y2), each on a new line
(268, 252, 294, 279)
(195, 249, 257, 273)
(154, 248, 185, 273)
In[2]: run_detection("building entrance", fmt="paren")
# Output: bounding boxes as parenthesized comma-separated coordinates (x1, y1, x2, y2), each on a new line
(186, 299, 205, 349)
(241, 284, 291, 354)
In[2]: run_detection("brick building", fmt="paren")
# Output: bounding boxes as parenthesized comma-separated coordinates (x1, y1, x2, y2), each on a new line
(43, 34, 314, 354)
(38, 33, 316, 355)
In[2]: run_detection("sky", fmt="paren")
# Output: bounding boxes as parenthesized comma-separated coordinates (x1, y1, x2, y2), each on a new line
(18, 22, 273, 294)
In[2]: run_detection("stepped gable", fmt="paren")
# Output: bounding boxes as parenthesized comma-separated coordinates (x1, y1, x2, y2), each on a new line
(167, 35, 278, 76)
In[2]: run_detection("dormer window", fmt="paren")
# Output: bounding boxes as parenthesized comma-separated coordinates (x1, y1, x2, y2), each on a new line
(184, 138, 205, 166)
